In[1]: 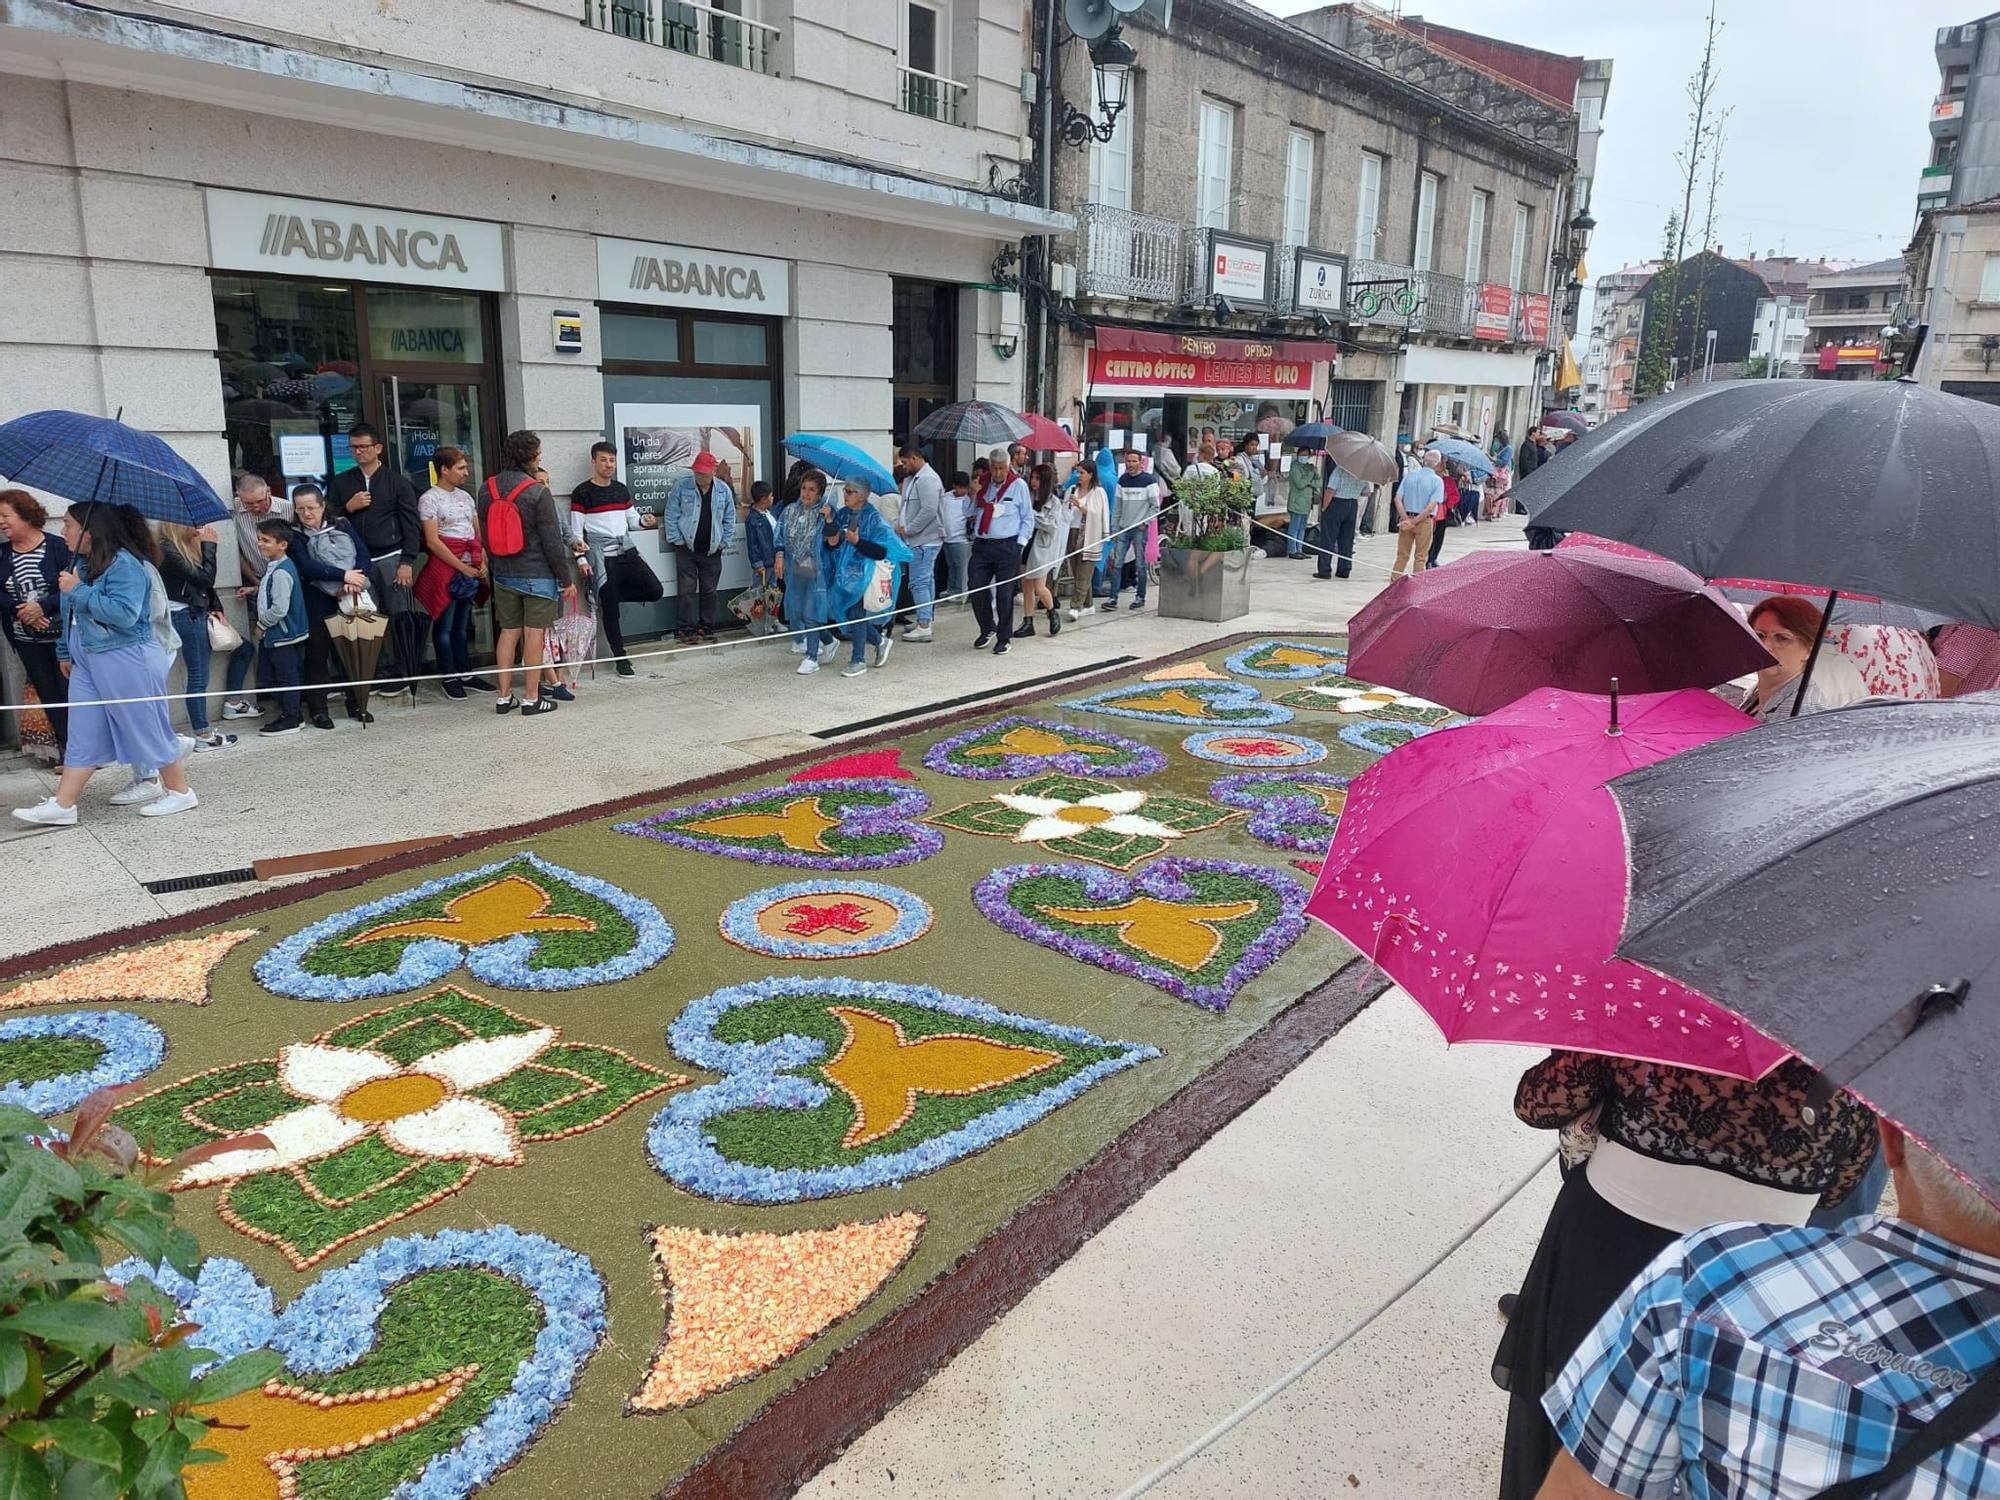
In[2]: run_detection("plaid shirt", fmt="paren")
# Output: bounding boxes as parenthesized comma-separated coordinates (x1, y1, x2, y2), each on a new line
(1546, 1217, 2000, 1499)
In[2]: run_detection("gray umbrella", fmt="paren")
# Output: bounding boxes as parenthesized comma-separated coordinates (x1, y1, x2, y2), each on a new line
(1521, 379, 2000, 628)
(1609, 695, 2000, 1200)
(911, 400, 1033, 446)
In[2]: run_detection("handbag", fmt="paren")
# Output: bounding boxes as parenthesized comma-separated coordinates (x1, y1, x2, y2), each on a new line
(860, 560, 895, 615)
(606, 546, 665, 604)
(339, 587, 378, 618)
(206, 611, 243, 653)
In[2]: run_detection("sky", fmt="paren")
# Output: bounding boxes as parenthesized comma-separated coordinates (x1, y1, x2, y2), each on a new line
(1252, 0, 1973, 285)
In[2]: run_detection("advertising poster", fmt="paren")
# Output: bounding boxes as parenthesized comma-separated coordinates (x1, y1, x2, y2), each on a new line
(611, 404, 760, 599)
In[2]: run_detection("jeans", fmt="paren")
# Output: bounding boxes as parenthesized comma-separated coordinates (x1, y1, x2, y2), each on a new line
(845, 599, 881, 664)
(261, 640, 304, 719)
(9, 637, 67, 757)
(943, 539, 971, 603)
(1105, 529, 1148, 602)
(434, 596, 473, 678)
(1427, 513, 1449, 569)
(168, 607, 213, 733)
(584, 538, 630, 659)
(1391, 517, 1434, 577)
(674, 546, 724, 631)
(225, 629, 257, 701)
(1285, 511, 1310, 556)
(1316, 496, 1359, 579)
(967, 537, 1021, 645)
(907, 542, 942, 626)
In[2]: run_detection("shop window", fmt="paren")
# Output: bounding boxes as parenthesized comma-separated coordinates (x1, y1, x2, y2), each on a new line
(603, 311, 681, 362)
(365, 288, 485, 363)
(213, 275, 362, 491)
(692, 318, 767, 366)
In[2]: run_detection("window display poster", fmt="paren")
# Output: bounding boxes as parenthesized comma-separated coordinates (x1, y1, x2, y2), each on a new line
(277, 430, 327, 479)
(611, 403, 760, 597)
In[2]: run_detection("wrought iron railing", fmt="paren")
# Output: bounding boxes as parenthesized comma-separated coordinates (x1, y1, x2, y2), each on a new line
(899, 66, 966, 125)
(1348, 258, 1423, 325)
(583, 0, 780, 75)
(1078, 203, 1184, 302)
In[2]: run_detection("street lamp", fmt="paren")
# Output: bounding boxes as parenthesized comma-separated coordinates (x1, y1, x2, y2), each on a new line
(1060, 28, 1138, 148)
(1549, 207, 1597, 286)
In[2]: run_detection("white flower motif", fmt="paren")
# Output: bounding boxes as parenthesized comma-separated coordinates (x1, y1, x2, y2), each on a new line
(1307, 684, 1442, 715)
(176, 1028, 555, 1187)
(991, 789, 1182, 846)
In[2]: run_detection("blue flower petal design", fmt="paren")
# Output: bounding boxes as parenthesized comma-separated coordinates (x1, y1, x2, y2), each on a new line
(1222, 640, 1350, 680)
(1209, 772, 1353, 851)
(0, 1010, 166, 1116)
(1181, 729, 1329, 768)
(108, 1225, 605, 1500)
(647, 976, 1158, 1204)
(254, 852, 674, 1001)
(1062, 681, 1293, 727)
(1338, 717, 1466, 757)
(719, 880, 933, 960)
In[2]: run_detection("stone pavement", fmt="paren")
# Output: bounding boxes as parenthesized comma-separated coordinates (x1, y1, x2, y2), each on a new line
(0, 513, 1543, 1497)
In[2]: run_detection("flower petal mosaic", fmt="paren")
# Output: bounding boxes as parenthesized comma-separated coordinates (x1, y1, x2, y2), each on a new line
(929, 772, 1239, 870)
(1209, 771, 1355, 852)
(923, 714, 1170, 781)
(1062, 679, 1295, 727)
(615, 779, 942, 869)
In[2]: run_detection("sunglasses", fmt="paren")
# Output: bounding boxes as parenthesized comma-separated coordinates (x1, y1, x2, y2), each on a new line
(1753, 629, 1799, 647)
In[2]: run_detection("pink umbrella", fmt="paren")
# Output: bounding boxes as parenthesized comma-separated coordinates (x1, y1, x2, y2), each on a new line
(1013, 412, 1080, 454)
(1306, 686, 1791, 1079)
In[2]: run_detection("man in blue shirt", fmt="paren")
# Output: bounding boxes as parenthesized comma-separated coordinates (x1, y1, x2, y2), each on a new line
(1390, 451, 1445, 578)
(968, 447, 1032, 655)
(664, 452, 735, 642)
(1315, 461, 1373, 581)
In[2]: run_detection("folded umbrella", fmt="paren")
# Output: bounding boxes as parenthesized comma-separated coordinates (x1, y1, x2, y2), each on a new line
(1522, 379, 2000, 628)
(911, 401, 1032, 446)
(780, 434, 897, 496)
(1013, 412, 1079, 453)
(1348, 548, 1775, 716)
(324, 609, 387, 720)
(1307, 687, 1786, 1078)
(1426, 436, 1495, 476)
(0, 409, 228, 525)
(1611, 696, 2000, 1200)
(1256, 413, 1296, 439)
(1324, 431, 1399, 484)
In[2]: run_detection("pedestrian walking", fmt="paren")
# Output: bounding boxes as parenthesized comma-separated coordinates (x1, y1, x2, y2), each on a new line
(1, 489, 71, 762)
(1726, 595, 1870, 719)
(822, 478, 908, 678)
(664, 452, 734, 642)
(289, 484, 374, 725)
(218, 471, 289, 720)
(968, 448, 1033, 655)
(568, 440, 659, 676)
(416, 448, 489, 698)
(250, 518, 309, 736)
(1104, 449, 1164, 612)
(894, 445, 946, 642)
(1390, 451, 1445, 578)
(154, 522, 234, 751)
(785, 470, 836, 674)
(1017, 463, 1064, 638)
(1428, 461, 1465, 570)
(1064, 464, 1108, 620)
(941, 471, 973, 605)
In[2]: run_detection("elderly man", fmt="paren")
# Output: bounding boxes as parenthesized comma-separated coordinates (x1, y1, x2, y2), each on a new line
(219, 471, 291, 720)
(1538, 1122, 2000, 1499)
(664, 451, 735, 643)
(968, 447, 1033, 655)
(1390, 450, 1445, 578)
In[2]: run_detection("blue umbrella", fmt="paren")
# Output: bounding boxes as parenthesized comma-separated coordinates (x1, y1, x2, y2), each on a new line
(1283, 421, 1342, 450)
(1426, 436, 1496, 477)
(782, 434, 897, 496)
(0, 409, 229, 525)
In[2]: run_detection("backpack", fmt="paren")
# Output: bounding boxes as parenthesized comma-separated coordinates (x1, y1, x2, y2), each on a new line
(485, 475, 533, 558)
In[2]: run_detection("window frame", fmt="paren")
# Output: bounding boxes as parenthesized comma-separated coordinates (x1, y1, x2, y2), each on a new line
(1414, 171, 1440, 273)
(1464, 189, 1490, 285)
(901, 0, 946, 77)
(1979, 251, 2000, 303)
(1089, 94, 1134, 210)
(1510, 203, 1533, 290)
(1282, 127, 1316, 249)
(1355, 150, 1385, 257)
(1196, 97, 1237, 232)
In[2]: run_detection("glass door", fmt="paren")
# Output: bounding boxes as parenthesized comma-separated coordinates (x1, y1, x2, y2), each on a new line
(377, 376, 489, 492)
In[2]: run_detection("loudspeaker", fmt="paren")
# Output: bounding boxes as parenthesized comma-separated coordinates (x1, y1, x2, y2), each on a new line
(1065, 0, 1116, 42)
(1109, 0, 1146, 12)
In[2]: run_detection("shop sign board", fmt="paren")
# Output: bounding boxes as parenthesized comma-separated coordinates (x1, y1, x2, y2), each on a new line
(598, 237, 792, 316)
(1473, 284, 1514, 341)
(610, 403, 763, 598)
(1087, 328, 1329, 393)
(1291, 250, 1347, 313)
(1205, 232, 1274, 304)
(205, 190, 506, 291)
(1517, 293, 1553, 345)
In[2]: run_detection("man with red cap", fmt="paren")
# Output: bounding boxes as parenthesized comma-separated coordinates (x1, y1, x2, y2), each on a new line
(664, 450, 736, 642)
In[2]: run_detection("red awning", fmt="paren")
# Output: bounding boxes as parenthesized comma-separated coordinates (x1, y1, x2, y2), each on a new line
(1093, 327, 1340, 363)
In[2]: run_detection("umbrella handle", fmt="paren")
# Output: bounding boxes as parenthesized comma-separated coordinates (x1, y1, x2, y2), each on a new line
(1800, 978, 1969, 1126)
(1788, 590, 1839, 718)
(1608, 676, 1621, 737)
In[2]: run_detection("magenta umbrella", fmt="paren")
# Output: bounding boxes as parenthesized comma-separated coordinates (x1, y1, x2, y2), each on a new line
(1306, 686, 1791, 1079)
(1347, 547, 1773, 716)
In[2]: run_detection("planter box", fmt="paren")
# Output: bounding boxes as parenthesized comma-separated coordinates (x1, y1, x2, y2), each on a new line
(1157, 545, 1252, 622)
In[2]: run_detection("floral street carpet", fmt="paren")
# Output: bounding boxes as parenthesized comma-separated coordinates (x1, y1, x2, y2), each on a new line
(0, 634, 1462, 1500)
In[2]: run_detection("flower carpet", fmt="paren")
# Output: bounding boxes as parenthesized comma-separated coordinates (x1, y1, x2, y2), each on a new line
(0, 634, 1465, 1500)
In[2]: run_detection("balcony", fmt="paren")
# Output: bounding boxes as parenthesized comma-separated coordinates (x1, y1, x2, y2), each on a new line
(1920, 161, 1955, 194)
(899, 66, 967, 125)
(1077, 203, 1185, 302)
(583, 0, 779, 76)
(1932, 93, 1966, 136)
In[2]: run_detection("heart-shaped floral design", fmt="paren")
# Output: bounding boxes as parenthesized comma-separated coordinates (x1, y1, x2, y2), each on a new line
(1209, 772, 1353, 852)
(256, 853, 673, 1001)
(1338, 717, 1463, 757)
(923, 715, 1168, 781)
(615, 779, 941, 870)
(107, 1225, 604, 1500)
(974, 858, 1309, 1012)
(1062, 680, 1293, 728)
(1223, 639, 1350, 680)
(0, 1010, 165, 1116)
(646, 976, 1157, 1203)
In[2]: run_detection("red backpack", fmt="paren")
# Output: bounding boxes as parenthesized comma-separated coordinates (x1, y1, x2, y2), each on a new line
(485, 475, 532, 557)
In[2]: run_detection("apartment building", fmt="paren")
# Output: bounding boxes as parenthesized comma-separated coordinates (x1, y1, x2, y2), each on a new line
(1582, 262, 1655, 418)
(0, 0, 1060, 641)
(1046, 0, 1599, 461)
(1804, 258, 1908, 378)
(1910, 195, 2000, 403)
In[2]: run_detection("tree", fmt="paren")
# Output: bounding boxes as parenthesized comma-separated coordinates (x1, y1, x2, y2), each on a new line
(1743, 354, 1772, 379)
(1634, 212, 1681, 396)
(1636, 3, 1725, 392)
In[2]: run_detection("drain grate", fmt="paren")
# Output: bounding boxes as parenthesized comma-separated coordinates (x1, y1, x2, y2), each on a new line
(143, 867, 259, 895)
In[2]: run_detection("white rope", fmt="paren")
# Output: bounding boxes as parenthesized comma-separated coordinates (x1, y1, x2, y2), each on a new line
(3, 509, 1171, 714)
(1244, 514, 1402, 579)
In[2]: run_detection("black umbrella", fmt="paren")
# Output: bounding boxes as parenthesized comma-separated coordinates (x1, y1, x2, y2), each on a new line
(1522, 380, 2000, 629)
(1608, 696, 2000, 1200)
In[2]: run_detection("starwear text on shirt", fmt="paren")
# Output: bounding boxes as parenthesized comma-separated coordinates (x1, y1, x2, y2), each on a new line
(1806, 1319, 1977, 1393)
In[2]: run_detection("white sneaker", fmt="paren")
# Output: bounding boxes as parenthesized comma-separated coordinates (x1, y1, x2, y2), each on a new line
(109, 777, 162, 807)
(840, 660, 868, 677)
(220, 700, 258, 720)
(872, 634, 893, 668)
(902, 626, 933, 643)
(819, 642, 839, 661)
(175, 735, 198, 762)
(790, 639, 808, 655)
(10, 798, 77, 827)
(796, 656, 820, 675)
(193, 732, 237, 752)
(138, 788, 198, 818)
(1067, 608, 1080, 621)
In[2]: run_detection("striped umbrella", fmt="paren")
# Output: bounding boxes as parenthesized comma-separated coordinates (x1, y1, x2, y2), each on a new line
(0, 409, 228, 525)
(912, 400, 1033, 446)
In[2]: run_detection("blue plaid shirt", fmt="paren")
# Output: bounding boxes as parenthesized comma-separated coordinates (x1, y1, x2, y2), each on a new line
(1547, 1217, 2000, 1499)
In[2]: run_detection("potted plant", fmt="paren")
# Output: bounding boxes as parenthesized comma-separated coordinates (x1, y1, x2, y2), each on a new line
(1158, 467, 1255, 622)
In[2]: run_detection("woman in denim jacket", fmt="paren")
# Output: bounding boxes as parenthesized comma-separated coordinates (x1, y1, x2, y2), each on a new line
(11, 503, 196, 826)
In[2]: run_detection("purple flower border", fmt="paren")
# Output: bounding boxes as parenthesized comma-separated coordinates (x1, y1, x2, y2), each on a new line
(614, 779, 942, 870)
(1209, 772, 1353, 852)
(922, 715, 1169, 782)
(972, 857, 1309, 1013)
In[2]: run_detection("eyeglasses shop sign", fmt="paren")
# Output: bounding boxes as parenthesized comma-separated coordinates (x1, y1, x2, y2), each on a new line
(597, 236, 792, 316)
(204, 190, 507, 291)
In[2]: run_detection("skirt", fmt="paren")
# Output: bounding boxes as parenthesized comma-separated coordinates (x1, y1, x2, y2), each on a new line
(65, 642, 183, 772)
(1492, 1166, 1677, 1500)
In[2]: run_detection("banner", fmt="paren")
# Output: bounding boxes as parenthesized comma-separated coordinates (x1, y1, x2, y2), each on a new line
(1473, 284, 1514, 342)
(1087, 330, 1329, 394)
(610, 404, 762, 598)
(1518, 294, 1553, 346)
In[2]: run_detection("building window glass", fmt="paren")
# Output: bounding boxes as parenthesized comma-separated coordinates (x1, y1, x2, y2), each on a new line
(904, 1, 942, 74)
(1414, 172, 1439, 272)
(1510, 203, 1533, 290)
(1981, 252, 2000, 303)
(1355, 151, 1384, 257)
(1197, 98, 1236, 231)
(363, 288, 485, 364)
(1283, 128, 1314, 249)
(1578, 94, 1603, 134)
(1464, 190, 1489, 285)
(1089, 98, 1133, 210)
(692, 319, 767, 366)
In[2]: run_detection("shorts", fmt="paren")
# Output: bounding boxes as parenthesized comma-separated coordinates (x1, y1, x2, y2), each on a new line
(493, 584, 559, 630)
